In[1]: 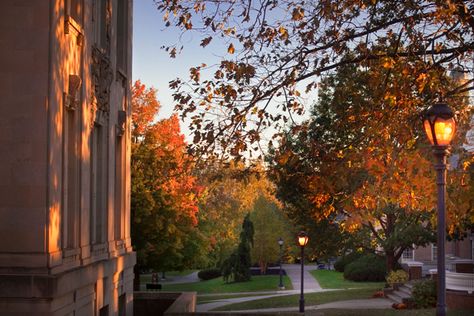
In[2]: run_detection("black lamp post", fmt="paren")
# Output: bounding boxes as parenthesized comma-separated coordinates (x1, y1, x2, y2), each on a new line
(297, 231, 309, 313)
(278, 237, 285, 289)
(423, 102, 456, 316)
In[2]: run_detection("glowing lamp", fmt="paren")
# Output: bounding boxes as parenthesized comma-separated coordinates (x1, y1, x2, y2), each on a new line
(423, 102, 456, 146)
(297, 231, 309, 247)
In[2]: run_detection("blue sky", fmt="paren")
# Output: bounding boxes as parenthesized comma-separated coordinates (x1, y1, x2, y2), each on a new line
(132, 1, 223, 122)
(131, 1, 314, 144)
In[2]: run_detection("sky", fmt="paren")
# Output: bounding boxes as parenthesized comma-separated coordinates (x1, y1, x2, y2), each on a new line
(131, 0, 312, 144)
(132, 1, 224, 122)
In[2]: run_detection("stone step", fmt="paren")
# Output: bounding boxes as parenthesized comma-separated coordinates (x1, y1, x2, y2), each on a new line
(398, 285, 412, 296)
(386, 290, 411, 304)
(404, 282, 414, 289)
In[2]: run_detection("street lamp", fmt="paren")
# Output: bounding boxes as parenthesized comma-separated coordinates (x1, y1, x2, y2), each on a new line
(297, 231, 309, 313)
(423, 102, 456, 316)
(278, 237, 285, 290)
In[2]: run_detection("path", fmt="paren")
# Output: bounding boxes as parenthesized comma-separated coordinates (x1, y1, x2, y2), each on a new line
(196, 264, 326, 312)
(159, 271, 200, 284)
(159, 265, 393, 313)
(233, 298, 393, 314)
(283, 263, 322, 291)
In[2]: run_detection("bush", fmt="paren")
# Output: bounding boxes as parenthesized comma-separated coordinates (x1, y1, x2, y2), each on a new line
(334, 252, 364, 272)
(343, 254, 386, 282)
(198, 268, 222, 280)
(412, 279, 436, 308)
(386, 269, 409, 286)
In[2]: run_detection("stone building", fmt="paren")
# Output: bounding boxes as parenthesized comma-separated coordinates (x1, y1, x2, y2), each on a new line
(0, 0, 135, 315)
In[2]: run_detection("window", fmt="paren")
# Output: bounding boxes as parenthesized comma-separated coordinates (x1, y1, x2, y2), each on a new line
(432, 244, 437, 261)
(90, 123, 107, 245)
(402, 248, 414, 261)
(114, 132, 125, 241)
(116, 0, 128, 73)
(62, 76, 81, 251)
(99, 305, 109, 316)
(118, 294, 126, 316)
(94, 0, 110, 52)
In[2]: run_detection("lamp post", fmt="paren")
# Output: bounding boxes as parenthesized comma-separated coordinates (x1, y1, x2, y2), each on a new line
(422, 102, 456, 316)
(278, 237, 284, 289)
(297, 231, 309, 313)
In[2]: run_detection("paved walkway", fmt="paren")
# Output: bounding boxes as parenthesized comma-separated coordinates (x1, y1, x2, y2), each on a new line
(159, 271, 200, 284)
(283, 264, 322, 291)
(158, 265, 393, 313)
(197, 264, 327, 312)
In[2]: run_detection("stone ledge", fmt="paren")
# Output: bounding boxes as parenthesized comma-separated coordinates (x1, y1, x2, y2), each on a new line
(134, 291, 197, 316)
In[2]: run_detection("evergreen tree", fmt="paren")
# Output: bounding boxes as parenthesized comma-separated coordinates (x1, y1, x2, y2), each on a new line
(222, 214, 254, 282)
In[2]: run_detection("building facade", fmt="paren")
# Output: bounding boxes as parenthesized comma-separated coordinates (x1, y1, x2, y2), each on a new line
(0, 0, 135, 315)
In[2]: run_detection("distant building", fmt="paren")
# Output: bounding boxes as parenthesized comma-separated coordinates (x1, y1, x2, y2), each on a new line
(464, 115, 474, 153)
(0, 1, 135, 315)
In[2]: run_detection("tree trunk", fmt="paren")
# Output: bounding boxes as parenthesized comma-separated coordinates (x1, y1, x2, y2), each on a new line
(259, 260, 267, 274)
(386, 250, 396, 273)
(133, 264, 141, 291)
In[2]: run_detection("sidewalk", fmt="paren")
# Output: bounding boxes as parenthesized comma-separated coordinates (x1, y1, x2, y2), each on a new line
(159, 271, 200, 284)
(197, 264, 327, 312)
(233, 298, 394, 314)
(283, 264, 322, 291)
(162, 265, 393, 313)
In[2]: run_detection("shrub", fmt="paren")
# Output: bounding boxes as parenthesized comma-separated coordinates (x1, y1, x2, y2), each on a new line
(412, 279, 436, 308)
(386, 269, 409, 286)
(334, 252, 364, 272)
(198, 268, 222, 280)
(343, 254, 386, 282)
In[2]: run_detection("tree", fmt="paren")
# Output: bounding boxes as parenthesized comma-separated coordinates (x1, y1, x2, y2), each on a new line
(157, 0, 474, 159)
(250, 195, 291, 274)
(269, 58, 471, 271)
(222, 213, 254, 282)
(196, 161, 282, 268)
(131, 81, 204, 285)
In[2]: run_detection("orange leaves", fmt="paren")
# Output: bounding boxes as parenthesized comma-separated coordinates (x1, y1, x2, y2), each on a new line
(381, 57, 395, 69)
(227, 43, 235, 54)
(132, 81, 202, 227)
(292, 7, 305, 21)
(131, 80, 160, 140)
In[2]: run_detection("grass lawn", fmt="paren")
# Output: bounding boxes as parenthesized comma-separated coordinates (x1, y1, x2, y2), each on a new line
(161, 275, 292, 294)
(214, 288, 380, 311)
(306, 309, 474, 316)
(311, 270, 385, 289)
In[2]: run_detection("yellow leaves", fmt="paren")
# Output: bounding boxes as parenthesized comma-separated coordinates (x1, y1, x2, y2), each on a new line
(416, 73, 428, 93)
(193, 2, 206, 13)
(223, 27, 236, 36)
(291, 7, 305, 21)
(228, 43, 235, 54)
(278, 25, 289, 41)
